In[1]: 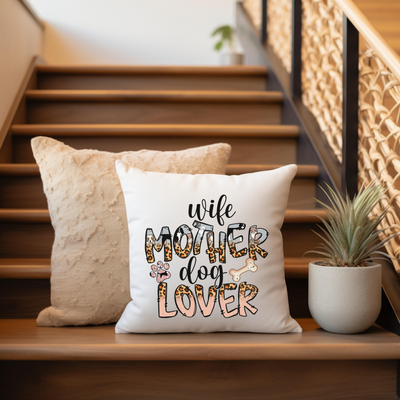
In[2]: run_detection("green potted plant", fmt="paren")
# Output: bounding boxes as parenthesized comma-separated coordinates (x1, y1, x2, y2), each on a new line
(211, 25, 243, 65)
(307, 183, 398, 334)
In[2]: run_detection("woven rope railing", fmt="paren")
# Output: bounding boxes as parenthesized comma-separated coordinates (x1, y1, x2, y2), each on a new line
(242, 0, 262, 32)
(359, 48, 400, 271)
(242, 0, 400, 273)
(302, 0, 344, 163)
(243, 0, 292, 72)
(267, 0, 292, 73)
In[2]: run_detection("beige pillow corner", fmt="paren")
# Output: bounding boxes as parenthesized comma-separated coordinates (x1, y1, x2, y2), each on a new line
(32, 137, 232, 326)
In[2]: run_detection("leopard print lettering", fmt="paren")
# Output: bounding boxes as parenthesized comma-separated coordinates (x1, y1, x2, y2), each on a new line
(205, 231, 227, 264)
(248, 225, 268, 260)
(195, 284, 217, 317)
(145, 227, 172, 263)
(238, 281, 258, 316)
(158, 282, 177, 318)
(218, 283, 238, 318)
(173, 224, 193, 259)
(227, 223, 248, 259)
(175, 284, 196, 317)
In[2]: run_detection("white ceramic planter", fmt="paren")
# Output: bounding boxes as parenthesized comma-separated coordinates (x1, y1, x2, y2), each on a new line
(220, 53, 244, 65)
(308, 262, 382, 334)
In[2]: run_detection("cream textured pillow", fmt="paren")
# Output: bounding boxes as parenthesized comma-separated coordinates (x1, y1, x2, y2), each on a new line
(115, 162, 302, 334)
(32, 137, 231, 326)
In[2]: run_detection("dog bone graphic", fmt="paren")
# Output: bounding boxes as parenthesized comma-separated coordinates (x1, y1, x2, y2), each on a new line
(229, 258, 258, 282)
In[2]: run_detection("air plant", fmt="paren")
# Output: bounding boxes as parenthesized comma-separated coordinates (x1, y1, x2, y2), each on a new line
(211, 25, 236, 52)
(306, 182, 399, 267)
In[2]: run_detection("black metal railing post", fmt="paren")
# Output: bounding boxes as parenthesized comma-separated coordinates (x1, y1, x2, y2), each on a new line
(291, 0, 302, 98)
(342, 14, 359, 198)
(261, 0, 267, 45)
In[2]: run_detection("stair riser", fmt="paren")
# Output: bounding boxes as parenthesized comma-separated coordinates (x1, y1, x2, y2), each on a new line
(26, 101, 282, 125)
(0, 177, 315, 210)
(12, 136, 296, 164)
(0, 360, 396, 400)
(0, 279, 50, 319)
(0, 277, 309, 320)
(0, 223, 320, 258)
(37, 74, 268, 91)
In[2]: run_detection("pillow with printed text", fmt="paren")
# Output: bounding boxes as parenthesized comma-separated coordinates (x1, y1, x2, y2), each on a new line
(115, 161, 302, 334)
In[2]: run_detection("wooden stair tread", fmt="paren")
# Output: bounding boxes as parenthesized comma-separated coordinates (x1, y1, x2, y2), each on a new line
(25, 90, 283, 103)
(10, 123, 299, 137)
(36, 65, 268, 76)
(1, 318, 400, 361)
(0, 163, 318, 178)
(0, 209, 326, 224)
(0, 257, 313, 280)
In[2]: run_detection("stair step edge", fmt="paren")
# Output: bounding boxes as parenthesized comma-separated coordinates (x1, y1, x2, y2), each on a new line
(0, 164, 318, 178)
(1, 319, 399, 361)
(25, 90, 284, 103)
(11, 124, 300, 138)
(36, 65, 268, 76)
(0, 209, 326, 224)
(0, 257, 314, 280)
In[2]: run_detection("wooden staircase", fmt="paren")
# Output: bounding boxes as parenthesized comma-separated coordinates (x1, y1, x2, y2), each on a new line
(0, 65, 399, 399)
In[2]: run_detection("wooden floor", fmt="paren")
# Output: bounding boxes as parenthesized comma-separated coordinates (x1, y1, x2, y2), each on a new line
(353, 0, 400, 55)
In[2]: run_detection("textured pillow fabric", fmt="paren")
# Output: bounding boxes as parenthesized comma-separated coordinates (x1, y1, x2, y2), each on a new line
(32, 137, 231, 326)
(115, 162, 302, 334)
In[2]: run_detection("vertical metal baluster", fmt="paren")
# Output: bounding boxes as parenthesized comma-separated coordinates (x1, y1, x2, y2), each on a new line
(291, 0, 302, 98)
(261, 0, 267, 45)
(342, 14, 359, 198)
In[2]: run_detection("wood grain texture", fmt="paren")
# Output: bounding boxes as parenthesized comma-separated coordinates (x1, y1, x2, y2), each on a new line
(0, 218, 322, 258)
(26, 101, 282, 125)
(1, 319, 400, 361)
(35, 65, 268, 75)
(0, 280, 50, 319)
(25, 90, 283, 103)
(0, 257, 312, 280)
(0, 359, 396, 399)
(11, 123, 299, 137)
(0, 259, 312, 319)
(0, 223, 54, 258)
(0, 263, 50, 279)
(0, 165, 316, 209)
(0, 56, 38, 163)
(0, 209, 326, 224)
(0, 163, 317, 177)
(0, 209, 50, 223)
(335, 0, 400, 80)
(37, 74, 268, 91)
(352, 0, 400, 54)
(13, 136, 295, 164)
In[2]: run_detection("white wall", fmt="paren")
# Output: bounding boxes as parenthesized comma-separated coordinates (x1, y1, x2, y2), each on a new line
(30, 0, 238, 66)
(0, 0, 44, 131)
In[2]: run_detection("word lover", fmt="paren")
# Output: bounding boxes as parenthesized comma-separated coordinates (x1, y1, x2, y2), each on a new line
(158, 281, 258, 319)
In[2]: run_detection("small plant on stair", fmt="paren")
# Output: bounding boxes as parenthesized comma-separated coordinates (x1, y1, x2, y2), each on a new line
(211, 25, 243, 65)
(307, 182, 400, 334)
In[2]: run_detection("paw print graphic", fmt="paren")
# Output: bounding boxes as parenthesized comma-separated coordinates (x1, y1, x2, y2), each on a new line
(150, 261, 171, 283)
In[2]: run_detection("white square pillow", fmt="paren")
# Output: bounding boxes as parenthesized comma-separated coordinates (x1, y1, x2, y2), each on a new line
(115, 162, 302, 333)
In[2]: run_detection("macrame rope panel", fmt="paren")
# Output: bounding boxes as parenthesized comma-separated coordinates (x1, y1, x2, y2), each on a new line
(302, 0, 344, 163)
(243, 0, 400, 272)
(267, 0, 292, 73)
(359, 47, 400, 273)
(243, 0, 292, 72)
(242, 0, 262, 31)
